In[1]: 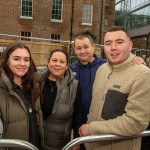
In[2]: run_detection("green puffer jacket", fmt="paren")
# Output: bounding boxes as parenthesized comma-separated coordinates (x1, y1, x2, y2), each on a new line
(0, 70, 44, 150)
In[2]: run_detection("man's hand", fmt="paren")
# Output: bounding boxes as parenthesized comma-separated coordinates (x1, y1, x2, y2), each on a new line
(79, 124, 90, 136)
(132, 56, 146, 65)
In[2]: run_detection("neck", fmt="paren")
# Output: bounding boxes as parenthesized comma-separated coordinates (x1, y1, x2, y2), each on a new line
(81, 56, 95, 65)
(13, 77, 22, 87)
(48, 75, 56, 81)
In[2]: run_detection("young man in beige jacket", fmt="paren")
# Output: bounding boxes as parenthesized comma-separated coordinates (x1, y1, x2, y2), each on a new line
(79, 26, 150, 150)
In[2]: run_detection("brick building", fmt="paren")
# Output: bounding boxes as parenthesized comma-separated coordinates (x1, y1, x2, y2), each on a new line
(0, 0, 115, 45)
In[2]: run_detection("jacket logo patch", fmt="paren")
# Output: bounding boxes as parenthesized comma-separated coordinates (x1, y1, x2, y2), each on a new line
(113, 85, 121, 89)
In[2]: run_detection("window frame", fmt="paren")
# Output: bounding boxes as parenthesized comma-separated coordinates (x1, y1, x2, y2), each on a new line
(105, 0, 110, 6)
(20, 0, 33, 19)
(50, 34, 61, 43)
(51, 0, 63, 22)
(20, 31, 32, 41)
(82, 3, 93, 26)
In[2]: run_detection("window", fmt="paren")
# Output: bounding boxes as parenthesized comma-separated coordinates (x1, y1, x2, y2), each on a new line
(51, 0, 63, 21)
(20, 31, 31, 41)
(105, 0, 109, 6)
(51, 34, 61, 43)
(21, 0, 32, 18)
(0, 46, 5, 57)
(82, 3, 93, 25)
(104, 19, 108, 31)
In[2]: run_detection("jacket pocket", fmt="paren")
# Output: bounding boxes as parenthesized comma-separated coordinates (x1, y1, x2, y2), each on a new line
(102, 90, 128, 120)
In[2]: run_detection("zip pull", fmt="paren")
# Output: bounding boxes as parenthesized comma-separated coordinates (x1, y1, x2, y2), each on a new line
(29, 108, 33, 113)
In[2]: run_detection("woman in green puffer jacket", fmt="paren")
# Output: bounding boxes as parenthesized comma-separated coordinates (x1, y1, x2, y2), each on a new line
(0, 42, 43, 149)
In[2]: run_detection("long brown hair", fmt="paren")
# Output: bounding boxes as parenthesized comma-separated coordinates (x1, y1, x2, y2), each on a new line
(0, 41, 37, 91)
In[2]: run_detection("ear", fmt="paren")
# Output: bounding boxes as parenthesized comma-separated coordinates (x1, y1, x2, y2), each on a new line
(92, 43, 96, 52)
(74, 48, 77, 55)
(129, 41, 133, 51)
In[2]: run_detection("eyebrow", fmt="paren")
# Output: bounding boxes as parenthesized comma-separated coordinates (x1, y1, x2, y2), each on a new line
(105, 39, 124, 43)
(12, 56, 30, 58)
(51, 58, 66, 61)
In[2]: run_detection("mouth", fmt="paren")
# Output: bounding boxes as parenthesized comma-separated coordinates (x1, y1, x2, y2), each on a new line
(111, 53, 118, 56)
(54, 68, 61, 71)
(17, 68, 27, 71)
(80, 54, 88, 57)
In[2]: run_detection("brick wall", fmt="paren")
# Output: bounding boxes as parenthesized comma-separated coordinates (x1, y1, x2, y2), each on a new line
(132, 36, 148, 49)
(0, 0, 115, 45)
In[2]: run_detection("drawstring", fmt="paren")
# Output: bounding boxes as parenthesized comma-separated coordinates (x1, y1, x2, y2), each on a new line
(89, 65, 92, 85)
(4, 87, 9, 135)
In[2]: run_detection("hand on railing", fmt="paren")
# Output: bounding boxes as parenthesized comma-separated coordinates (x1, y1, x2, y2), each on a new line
(63, 130, 150, 150)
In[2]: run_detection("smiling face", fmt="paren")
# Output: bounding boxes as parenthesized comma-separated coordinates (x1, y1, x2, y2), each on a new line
(48, 51, 68, 79)
(104, 30, 133, 65)
(74, 37, 95, 64)
(7, 48, 30, 81)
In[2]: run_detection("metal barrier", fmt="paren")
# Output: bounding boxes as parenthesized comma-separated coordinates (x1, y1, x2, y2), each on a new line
(62, 130, 150, 150)
(0, 139, 39, 150)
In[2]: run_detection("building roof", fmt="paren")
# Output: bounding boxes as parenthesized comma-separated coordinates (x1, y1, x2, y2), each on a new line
(129, 25, 150, 37)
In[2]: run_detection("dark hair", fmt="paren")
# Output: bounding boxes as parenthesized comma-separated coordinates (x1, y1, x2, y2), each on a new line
(105, 26, 131, 39)
(49, 49, 69, 65)
(73, 31, 96, 47)
(0, 41, 37, 90)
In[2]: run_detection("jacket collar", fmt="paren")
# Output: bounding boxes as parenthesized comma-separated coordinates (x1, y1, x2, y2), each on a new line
(40, 68, 75, 85)
(107, 53, 135, 72)
(0, 69, 13, 92)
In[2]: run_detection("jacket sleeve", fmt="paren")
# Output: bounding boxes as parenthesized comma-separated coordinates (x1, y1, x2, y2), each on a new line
(72, 83, 83, 138)
(89, 71, 150, 136)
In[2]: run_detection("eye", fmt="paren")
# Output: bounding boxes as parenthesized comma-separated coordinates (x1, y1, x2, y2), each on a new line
(51, 59, 57, 62)
(60, 60, 65, 64)
(84, 46, 89, 49)
(117, 41, 123, 45)
(24, 58, 30, 62)
(14, 57, 20, 61)
(76, 47, 82, 51)
(105, 42, 111, 46)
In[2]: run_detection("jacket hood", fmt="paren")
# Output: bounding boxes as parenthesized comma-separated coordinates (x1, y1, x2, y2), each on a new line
(40, 68, 75, 85)
(0, 69, 13, 93)
(75, 54, 105, 68)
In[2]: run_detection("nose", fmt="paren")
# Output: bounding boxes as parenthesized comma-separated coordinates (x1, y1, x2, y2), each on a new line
(55, 61, 60, 66)
(80, 47, 85, 53)
(20, 59, 25, 66)
(111, 42, 117, 50)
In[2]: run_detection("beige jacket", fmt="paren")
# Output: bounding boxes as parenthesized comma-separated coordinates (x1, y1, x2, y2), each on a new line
(87, 54, 150, 150)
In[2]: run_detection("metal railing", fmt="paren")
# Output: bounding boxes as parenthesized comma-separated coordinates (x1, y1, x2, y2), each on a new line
(62, 130, 150, 150)
(0, 139, 39, 150)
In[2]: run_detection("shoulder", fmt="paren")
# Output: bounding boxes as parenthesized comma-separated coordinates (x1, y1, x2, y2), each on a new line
(92, 56, 107, 69)
(96, 62, 108, 72)
(94, 54, 107, 63)
(131, 64, 150, 78)
(32, 72, 42, 83)
(70, 61, 79, 69)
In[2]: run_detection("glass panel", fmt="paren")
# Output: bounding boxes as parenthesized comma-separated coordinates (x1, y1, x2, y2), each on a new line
(115, 0, 150, 29)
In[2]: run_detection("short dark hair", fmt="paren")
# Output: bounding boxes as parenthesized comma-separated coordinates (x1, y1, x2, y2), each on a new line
(105, 26, 131, 39)
(0, 41, 36, 89)
(49, 49, 69, 65)
(73, 31, 96, 47)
